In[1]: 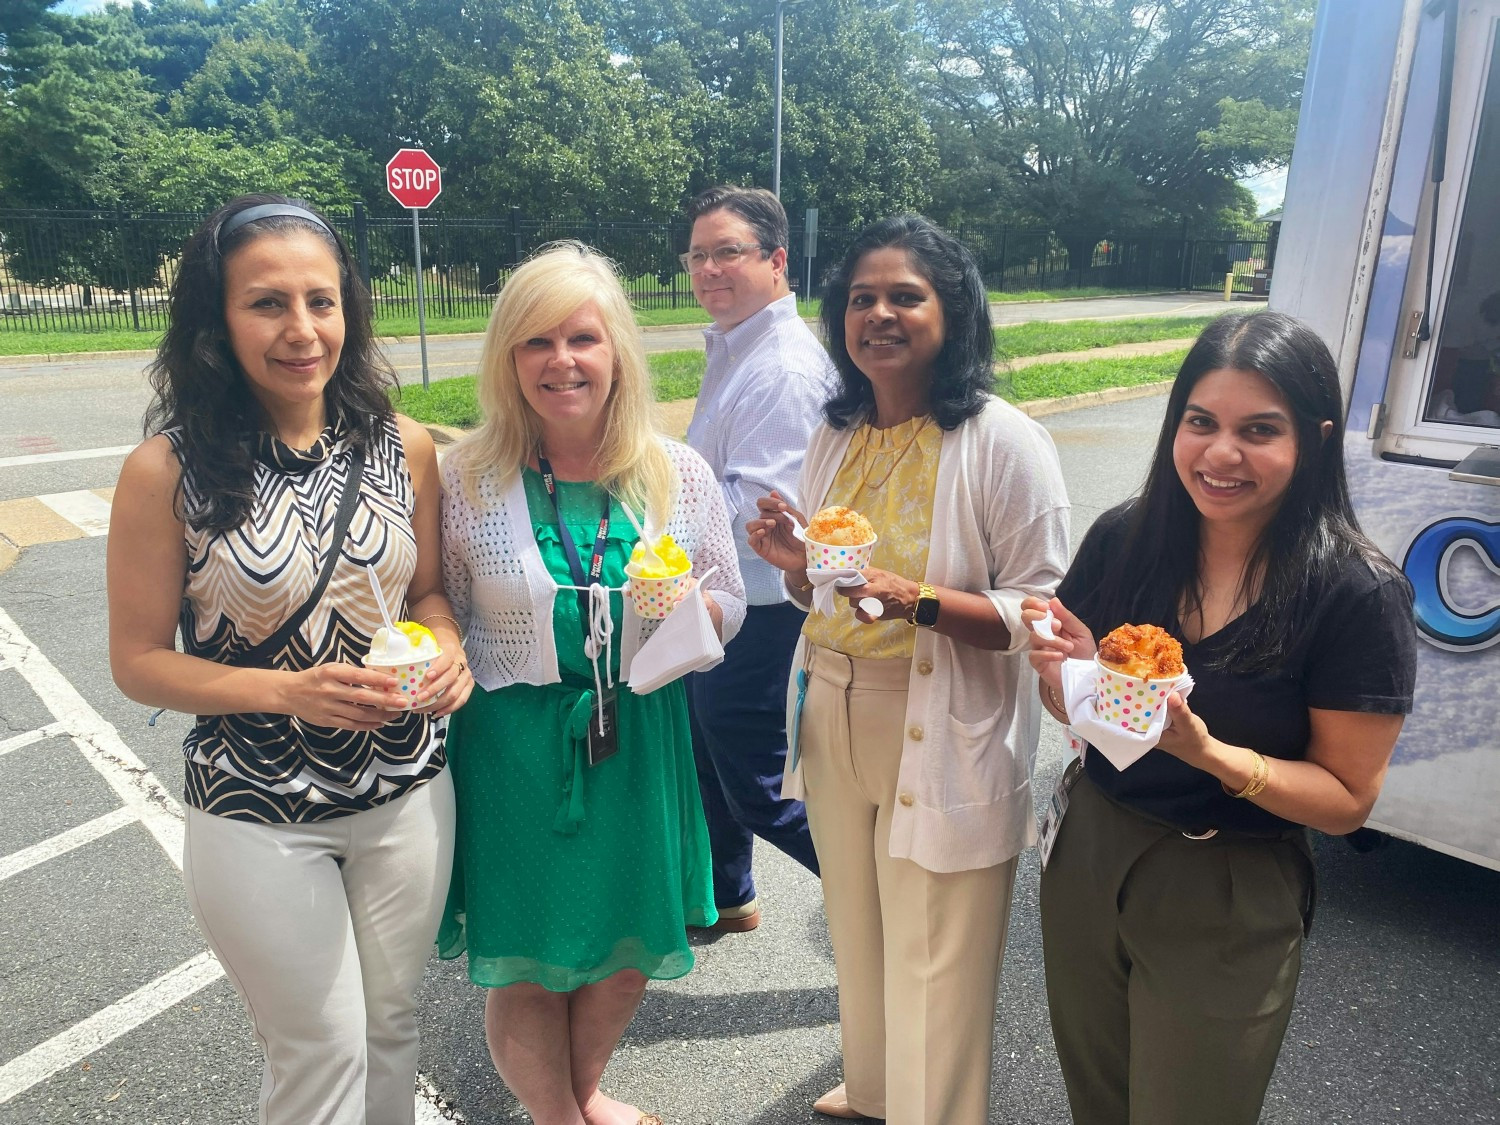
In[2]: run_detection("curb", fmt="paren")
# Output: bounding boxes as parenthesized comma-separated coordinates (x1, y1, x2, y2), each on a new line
(1015, 380, 1174, 419)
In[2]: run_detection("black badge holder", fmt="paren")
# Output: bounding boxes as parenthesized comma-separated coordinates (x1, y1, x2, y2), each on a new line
(537, 454, 619, 766)
(147, 444, 366, 726)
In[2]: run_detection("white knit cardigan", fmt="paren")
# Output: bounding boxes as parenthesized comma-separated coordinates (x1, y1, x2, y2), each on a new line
(441, 439, 747, 690)
(784, 397, 1070, 872)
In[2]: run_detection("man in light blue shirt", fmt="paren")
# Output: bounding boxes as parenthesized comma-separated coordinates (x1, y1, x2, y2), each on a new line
(682, 185, 833, 931)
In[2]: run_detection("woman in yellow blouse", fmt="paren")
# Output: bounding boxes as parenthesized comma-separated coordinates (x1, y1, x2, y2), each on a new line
(748, 216, 1070, 1124)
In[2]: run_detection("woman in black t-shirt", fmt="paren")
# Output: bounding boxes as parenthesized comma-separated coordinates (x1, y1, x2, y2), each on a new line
(1022, 311, 1417, 1125)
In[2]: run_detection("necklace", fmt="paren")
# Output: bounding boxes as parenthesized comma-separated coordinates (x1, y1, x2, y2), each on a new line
(854, 414, 931, 494)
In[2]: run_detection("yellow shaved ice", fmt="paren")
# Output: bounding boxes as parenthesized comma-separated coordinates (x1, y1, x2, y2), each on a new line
(394, 621, 437, 646)
(630, 534, 690, 578)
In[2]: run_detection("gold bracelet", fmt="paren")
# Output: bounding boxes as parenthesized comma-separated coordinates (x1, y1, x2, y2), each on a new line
(419, 613, 464, 638)
(1046, 684, 1066, 716)
(1226, 751, 1269, 799)
(792, 574, 813, 593)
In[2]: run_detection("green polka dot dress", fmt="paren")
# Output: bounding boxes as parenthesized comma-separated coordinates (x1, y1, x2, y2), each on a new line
(437, 469, 717, 990)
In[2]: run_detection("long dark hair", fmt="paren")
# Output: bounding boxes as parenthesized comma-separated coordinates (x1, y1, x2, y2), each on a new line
(144, 194, 396, 531)
(820, 215, 992, 431)
(1080, 311, 1402, 672)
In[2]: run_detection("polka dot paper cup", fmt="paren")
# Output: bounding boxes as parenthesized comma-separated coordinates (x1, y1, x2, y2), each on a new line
(1092, 658, 1181, 733)
(804, 534, 878, 572)
(625, 563, 692, 619)
(362, 652, 443, 711)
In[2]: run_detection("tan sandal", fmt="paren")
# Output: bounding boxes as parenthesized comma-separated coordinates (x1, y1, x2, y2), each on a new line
(813, 1082, 876, 1119)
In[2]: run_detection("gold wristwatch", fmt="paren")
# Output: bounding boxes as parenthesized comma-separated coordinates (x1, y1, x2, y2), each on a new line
(907, 582, 940, 628)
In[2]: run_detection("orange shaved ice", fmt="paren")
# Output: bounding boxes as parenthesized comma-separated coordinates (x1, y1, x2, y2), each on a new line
(807, 506, 876, 546)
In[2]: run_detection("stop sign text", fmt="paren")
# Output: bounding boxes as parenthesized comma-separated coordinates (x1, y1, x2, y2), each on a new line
(385, 149, 443, 209)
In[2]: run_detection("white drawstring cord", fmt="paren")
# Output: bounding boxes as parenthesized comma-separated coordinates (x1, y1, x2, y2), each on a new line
(561, 581, 619, 734)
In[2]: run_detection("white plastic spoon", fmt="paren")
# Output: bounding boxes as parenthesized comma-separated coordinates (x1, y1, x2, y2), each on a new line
(367, 567, 412, 659)
(618, 500, 667, 571)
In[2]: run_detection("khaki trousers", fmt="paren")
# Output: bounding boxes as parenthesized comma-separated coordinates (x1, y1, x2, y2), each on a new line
(183, 771, 455, 1125)
(801, 646, 1019, 1125)
(1040, 769, 1312, 1125)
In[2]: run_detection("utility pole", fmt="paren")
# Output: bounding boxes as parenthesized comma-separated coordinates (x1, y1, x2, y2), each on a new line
(772, 0, 786, 197)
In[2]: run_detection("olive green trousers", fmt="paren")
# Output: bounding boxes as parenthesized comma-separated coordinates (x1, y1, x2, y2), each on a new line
(1040, 768, 1313, 1125)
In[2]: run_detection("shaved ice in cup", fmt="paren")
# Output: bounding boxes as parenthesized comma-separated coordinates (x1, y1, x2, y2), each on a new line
(805, 506, 878, 571)
(626, 534, 692, 618)
(1092, 624, 1187, 733)
(363, 621, 443, 711)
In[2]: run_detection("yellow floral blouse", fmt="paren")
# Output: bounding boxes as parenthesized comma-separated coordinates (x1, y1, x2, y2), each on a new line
(803, 414, 942, 659)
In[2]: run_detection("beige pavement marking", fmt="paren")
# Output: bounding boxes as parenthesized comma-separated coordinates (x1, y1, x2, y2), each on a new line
(0, 444, 134, 470)
(0, 497, 86, 547)
(654, 399, 696, 441)
(37, 489, 112, 537)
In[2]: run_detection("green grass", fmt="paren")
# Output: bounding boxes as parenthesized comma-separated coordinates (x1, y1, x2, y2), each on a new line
(394, 349, 707, 428)
(396, 347, 1181, 426)
(995, 315, 1220, 359)
(1005, 350, 1187, 402)
(0, 291, 1184, 356)
(0, 327, 164, 355)
(987, 286, 1177, 303)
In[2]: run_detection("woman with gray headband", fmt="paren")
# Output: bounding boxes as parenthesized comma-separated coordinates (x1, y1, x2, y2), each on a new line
(108, 193, 472, 1124)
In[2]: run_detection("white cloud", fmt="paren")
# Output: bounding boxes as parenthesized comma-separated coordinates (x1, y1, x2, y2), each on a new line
(1240, 166, 1288, 215)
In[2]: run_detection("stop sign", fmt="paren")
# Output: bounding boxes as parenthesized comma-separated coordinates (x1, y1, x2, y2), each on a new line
(386, 148, 443, 209)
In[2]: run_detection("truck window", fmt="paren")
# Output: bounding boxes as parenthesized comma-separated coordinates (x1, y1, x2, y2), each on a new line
(1422, 34, 1500, 430)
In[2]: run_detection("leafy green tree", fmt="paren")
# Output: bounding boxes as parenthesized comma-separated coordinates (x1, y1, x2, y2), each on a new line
(916, 0, 1314, 262)
(171, 34, 314, 142)
(591, 0, 939, 232)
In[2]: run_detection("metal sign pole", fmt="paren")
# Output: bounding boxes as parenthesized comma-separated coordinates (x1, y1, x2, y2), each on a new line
(411, 207, 431, 389)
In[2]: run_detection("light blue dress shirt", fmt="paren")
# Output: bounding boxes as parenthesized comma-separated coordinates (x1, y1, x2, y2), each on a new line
(686, 294, 839, 605)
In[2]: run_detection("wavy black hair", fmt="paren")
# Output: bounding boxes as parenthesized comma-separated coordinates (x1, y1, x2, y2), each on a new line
(1076, 311, 1404, 673)
(820, 215, 993, 431)
(144, 193, 396, 531)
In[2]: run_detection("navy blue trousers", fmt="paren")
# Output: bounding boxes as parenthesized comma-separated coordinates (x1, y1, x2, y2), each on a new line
(689, 601, 820, 909)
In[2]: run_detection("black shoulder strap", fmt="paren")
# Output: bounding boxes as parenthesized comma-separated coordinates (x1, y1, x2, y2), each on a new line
(237, 443, 366, 669)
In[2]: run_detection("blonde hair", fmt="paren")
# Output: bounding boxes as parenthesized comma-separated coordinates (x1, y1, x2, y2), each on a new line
(451, 242, 676, 526)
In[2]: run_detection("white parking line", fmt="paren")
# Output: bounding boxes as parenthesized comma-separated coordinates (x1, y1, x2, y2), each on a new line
(0, 606, 184, 866)
(0, 806, 137, 883)
(0, 445, 136, 470)
(36, 490, 113, 537)
(0, 952, 225, 1103)
(0, 720, 67, 757)
(0, 606, 464, 1119)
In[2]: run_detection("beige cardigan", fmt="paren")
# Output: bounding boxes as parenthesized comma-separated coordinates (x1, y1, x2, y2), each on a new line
(784, 397, 1070, 872)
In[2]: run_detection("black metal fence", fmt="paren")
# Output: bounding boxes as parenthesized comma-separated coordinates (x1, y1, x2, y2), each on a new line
(0, 206, 1270, 334)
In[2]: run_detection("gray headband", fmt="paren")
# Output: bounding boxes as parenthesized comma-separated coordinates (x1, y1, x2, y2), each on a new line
(218, 203, 335, 245)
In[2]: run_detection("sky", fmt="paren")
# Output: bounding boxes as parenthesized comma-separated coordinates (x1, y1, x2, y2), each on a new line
(1243, 166, 1289, 216)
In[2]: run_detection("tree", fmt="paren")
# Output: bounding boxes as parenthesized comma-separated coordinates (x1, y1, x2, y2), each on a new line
(916, 0, 1315, 262)
(591, 0, 940, 232)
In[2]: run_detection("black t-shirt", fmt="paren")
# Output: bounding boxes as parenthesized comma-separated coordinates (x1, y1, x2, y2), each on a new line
(1057, 505, 1418, 835)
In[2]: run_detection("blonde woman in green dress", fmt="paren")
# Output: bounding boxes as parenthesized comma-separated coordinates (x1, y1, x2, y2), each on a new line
(438, 243, 746, 1125)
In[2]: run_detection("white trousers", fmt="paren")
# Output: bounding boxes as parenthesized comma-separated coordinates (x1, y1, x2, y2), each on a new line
(183, 771, 455, 1125)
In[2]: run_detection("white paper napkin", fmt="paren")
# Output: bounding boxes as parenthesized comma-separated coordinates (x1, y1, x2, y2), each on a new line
(1031, 612, 1194, 772)
(807, 568, 873, 617)
(625, 569, 726, 695)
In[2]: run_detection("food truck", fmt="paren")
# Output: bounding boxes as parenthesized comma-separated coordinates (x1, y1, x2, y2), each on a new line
(1272, 0, 1500, 868)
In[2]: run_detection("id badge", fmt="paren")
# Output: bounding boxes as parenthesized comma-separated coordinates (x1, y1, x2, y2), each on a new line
(587, 689, 620, 767)
(1038, 756, 1083, 871)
